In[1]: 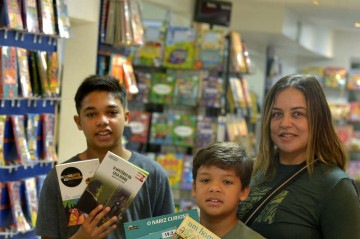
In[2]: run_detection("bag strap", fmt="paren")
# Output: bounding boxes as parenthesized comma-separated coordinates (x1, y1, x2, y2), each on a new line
(243, 159, 318, 226)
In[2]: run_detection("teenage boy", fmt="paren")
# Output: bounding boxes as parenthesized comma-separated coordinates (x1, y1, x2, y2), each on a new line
(192, 141, 265, 239)
(35, 75, 175, 239)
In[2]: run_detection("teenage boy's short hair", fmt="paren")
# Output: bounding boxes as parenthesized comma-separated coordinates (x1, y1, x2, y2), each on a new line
(192, 142, 253, 190)
(74, 75, 127, 114)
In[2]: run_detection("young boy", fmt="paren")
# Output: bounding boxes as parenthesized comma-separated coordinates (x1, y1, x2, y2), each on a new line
(192, 141, 265, 239)
(35, 75, 175, 239)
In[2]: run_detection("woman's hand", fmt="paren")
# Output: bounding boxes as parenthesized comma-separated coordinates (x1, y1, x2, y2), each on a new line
(71, 205, 118, 239)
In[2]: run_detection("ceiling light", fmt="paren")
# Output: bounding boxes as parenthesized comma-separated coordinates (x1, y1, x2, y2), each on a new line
(312, 0, 320, 6)
(355, 22, 360, 28)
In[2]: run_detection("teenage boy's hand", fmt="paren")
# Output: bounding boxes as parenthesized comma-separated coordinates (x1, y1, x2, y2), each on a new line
(71, 205, 118, 239)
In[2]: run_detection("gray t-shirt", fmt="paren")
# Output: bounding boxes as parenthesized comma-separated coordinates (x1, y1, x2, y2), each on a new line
(35, 152, 175, 239)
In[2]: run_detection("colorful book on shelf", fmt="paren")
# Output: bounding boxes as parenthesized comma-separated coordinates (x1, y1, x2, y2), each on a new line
(128, 111, 151, 144)
(347, 160, 360, 181)
(124, 209, 199, 239)
(16, 47, 33, 98)
(163, 27, 197, 69)
(172, 114, 197, 147)
(20, 0, 40, 33)
(149, 72, 175, 105)
(77, 151, 149, 226)
(349, 102, 360, 122)
(42, 113, 57, 161)
(24, 177, 39, 227)
(173, 214, 220, 239)
(109, 54, 126, 85)
(156, 152, 184, 190)
(26, 113, 40, 161)
(149, 112, 174, 145)
(55, 158, 100, 226)
(194, 28, 226, 71)
(199, 75, 223, 108)
(10, 115, 32, 164)
(172, 70, 199, 107)
(122, 60, 139, 94)
(230, 31, 246, 73)
(0, 0, 24, 30)
(195, 115, 218, 150)
(7, 181, 31, 233)
(334, 124, 354, 150)
(323, 66, 347, 89)
(54, 0, 71, 38)
(47, 51, 60, 97)
(28, 51, 42, 97)
(133, 71, 151, 103)
(347, 69, 360, 91)
(0, 115, 6, 166)
(180, 155, 193, 191)
(37, 0, 56, 35)
(36, 51, 51, 97)
(0, 46, 18, 99)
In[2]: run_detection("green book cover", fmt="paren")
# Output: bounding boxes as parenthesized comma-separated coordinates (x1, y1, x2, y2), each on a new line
(124, 209, 199, 239)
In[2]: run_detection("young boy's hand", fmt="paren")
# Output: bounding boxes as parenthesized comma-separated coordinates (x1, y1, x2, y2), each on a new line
(71, 205, 118, 239)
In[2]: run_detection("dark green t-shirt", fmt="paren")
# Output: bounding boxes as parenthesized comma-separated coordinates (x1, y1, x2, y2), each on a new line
(238, 163, 360, 239)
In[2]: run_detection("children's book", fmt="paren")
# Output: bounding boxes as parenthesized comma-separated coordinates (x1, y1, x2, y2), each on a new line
(349, 102, 360, 122)
(347, 69, 360, 91)
(10, 115, 31, 163)
(180, 155, 193, 191)
(0, 115, 6, 165)
(323, 66, 347, 89)
(149, 73, 175, 105)
(37, 0, 56, 35)
(54, 0, 71, 38)
(173, 214, 220, 239)
(47, 51, 60, 97)
(0, 46, 18, 99)
(16, 47, 33, 98)
(195, 116, 218, 150)
(172, 70, 199, 107)
(128, 111, 151, 144)
(199, 75, 223, 108)
(56, 158, 100, 226)
(172, 114, 196, 147)
(0, 0, 23, 30)
(149, 112, 174, 145)
(163, 27, 196, 69)
(77, 151, 149, 225)
(133, 71, 151, 103)
(26, 113, 40, 161)
(36, 51, 51, 97)
(24, 177, 38, 227)
(20, 0, 40, 33)
(124, 209, 199, 239)
(42, 113, 57, 161)
(156, 152, 184, 190)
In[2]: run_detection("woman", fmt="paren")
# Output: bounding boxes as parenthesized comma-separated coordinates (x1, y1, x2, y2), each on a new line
(238, 74, 360, 239)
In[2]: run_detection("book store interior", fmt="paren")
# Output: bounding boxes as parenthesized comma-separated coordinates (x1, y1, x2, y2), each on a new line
(2, 0, 360, 238)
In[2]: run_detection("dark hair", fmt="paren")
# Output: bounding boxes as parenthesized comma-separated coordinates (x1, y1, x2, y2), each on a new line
(74, 75, 127, 114)
(256, 74, 347, 180)
(192, 141, 254, 190)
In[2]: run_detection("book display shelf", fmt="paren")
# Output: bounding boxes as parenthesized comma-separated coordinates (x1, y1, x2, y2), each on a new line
(96, 0, 260, 211)
(0, 0, 71, 237)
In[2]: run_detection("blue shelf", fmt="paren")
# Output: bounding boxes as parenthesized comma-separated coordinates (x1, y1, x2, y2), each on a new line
(0, 161, 53, 182)
(0, 229, 38, 239)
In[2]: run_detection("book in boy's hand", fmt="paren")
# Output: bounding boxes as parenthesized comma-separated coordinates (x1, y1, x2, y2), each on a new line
(124, 209, 199, 239)
(77, 151, 149, 225)
(172, 214, 220, 239)
(55, 158, 100, 226)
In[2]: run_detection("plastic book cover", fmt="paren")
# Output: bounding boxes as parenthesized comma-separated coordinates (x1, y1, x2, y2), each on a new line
(194, 28, 225, 71)
(0, 0, 23, 30)
(124, 209, 199, 239)
(36, 51, 51, 97)
(156, 152, 184, 190)
(149, 72, 175, 105)
(47, 51, 60, 97)
(55, 158, 100, 226)
(172, 114, 196, 147)
(173, 214, 220, 239)
(54, 0, 71, 38)
(149, 112, 174, 145)
(0, 114, 6, 165)
(195, 115, 218, 150)
(172, 70, 199, 107)
(77, 151, 149, 226)
(199, 75, 223, 108)
(163, 27, 196, 69)
(41, 113, 57, 161)
(1, 46, 18, 99)
(10, 115, 31, 163)
(16, 47, 33, 98)
(128, 111, 151, 144)
(133, 71, 151, 103)
(21, 0, 39, 33)
(7, 181, 31, 233)
(24, 177, 38, 227)
(26, 113, 40, 161)
(38, 0, 56, 35)
(180, 155, 193, 191)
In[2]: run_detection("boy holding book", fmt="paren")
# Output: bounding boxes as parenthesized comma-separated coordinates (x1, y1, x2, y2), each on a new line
(35, 75, 175, 239)
(192, 141, 264, 239)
